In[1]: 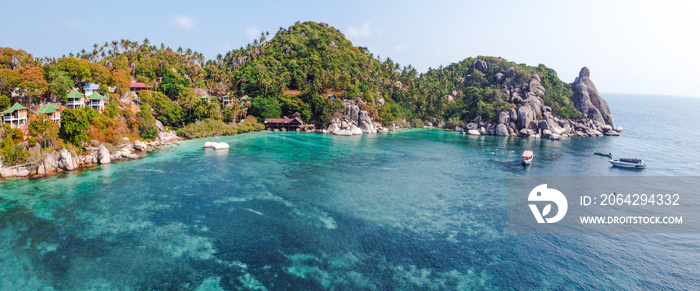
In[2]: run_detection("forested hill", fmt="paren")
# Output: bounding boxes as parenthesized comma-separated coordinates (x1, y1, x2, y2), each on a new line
(216, 21, 581, 125)
(1, 20, 581, 127)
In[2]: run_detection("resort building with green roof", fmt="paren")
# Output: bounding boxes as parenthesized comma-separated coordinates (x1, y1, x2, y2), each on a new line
(88, 92, 107, 112)
(2, 103, 28, 128)
(221, 93, 234, 106)
(38, 103, 61, 125)
(66, 89, 85, 109)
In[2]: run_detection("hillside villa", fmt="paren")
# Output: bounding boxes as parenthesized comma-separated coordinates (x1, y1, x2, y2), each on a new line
(221, 93, 234, 106)
(38, 103, 61, 125)
(240, 95, 251, 106)
(66, 89, 85, 109)
(88, 92, 107, 112)
(2, 103, 28, 128)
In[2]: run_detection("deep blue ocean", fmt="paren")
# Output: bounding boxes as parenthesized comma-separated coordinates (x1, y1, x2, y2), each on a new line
(1, 94, 699, 290)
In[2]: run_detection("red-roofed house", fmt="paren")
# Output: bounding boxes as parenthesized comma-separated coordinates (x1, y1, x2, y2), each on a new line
(130, 81, 150, 93)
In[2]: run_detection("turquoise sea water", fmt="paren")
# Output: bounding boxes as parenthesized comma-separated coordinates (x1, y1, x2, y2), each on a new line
(1, 94, 700, 290)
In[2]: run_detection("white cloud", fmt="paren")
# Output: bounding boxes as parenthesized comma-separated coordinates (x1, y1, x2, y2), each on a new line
(347, 22, 380, 38)
(393, 44, 407, 51)
(245, 27, 261, 40)
(435, 50, 445, 57)
(169, 15, 196, 29)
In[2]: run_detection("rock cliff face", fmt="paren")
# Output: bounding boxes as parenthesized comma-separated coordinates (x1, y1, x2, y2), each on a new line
(572, 67, 616, 129)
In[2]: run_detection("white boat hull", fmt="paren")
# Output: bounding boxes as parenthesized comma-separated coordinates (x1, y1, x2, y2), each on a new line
(522, 159, 532, 165)
(609, 160, 646, 168)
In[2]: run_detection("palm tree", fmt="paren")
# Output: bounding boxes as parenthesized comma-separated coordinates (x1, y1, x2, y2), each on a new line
(111, 40, 119, 55)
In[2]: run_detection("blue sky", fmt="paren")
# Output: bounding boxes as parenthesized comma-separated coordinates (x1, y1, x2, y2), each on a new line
(2, 0, 698, 97)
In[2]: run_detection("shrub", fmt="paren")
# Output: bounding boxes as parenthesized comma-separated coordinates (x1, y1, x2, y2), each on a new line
(0, 95, 11, 111)
(135, 105, 159, 140)
(60, 108, 96, 147)
(28, 115, 59, 149)
(445, 117, 465, 129)
(104, 101, 119, 118)
(1, 127, 28, 166)
(178, 118, 235, 139)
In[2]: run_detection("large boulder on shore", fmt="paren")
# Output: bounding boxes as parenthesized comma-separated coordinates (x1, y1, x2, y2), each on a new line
(467, 129, 481, 136)
(517, 106, 535, 129)
(350, 125, 363, 135)
(44, 154, 58, 174)
(342, 100, 360, 122)
(334, 129, 353, 136)
(98, 145, 111, 164)
(495, 124, 509, 136)
(498, 111, 509, 124)
(572, 67, 616, 128)
(358, 111, 375, 133)
(59, 149, 76, 171)
(158, 131, 181, 143)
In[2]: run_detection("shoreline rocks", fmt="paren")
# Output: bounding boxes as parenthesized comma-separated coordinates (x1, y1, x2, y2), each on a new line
(326, 99, 388, 136)
(0, 131, 183, 180)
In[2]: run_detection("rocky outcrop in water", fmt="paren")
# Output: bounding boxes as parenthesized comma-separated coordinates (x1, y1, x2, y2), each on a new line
(204, 142, 230, 150)
(327, 99, 387, 135)
(453, 63, 620, 140)
(572, 67, 616, 129)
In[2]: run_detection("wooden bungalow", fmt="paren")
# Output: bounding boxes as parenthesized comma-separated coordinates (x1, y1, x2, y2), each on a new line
(201, 94, 212, 103)
(88, 92, 107, 112)
(2, 103, 28, 128)
(66, 89, 85, 109)
(38, 103, 61, 125)
(264, 114, 304, 130)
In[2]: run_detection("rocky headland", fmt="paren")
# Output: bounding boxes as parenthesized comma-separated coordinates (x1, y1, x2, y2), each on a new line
(323, 64, 620, 140)
(430, 65, 619, 140)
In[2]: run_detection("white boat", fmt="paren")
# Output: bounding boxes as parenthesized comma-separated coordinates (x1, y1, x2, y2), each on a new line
(522, 150, 533, 165)
(609, 158, 646, 169)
